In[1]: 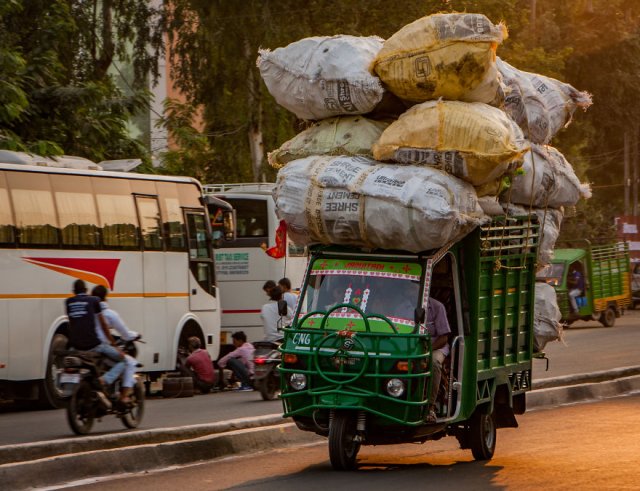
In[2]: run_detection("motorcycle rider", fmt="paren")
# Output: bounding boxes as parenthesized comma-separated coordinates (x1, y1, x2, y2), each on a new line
(65, 280, 125, 397)
(91, 285, 139, 405)
(260, 286, 293, 342)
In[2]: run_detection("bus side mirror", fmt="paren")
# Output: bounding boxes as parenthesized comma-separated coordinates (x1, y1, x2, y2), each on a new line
(414, 307, 426, 325)
(223, 210, 236, 241)
(278, 299, 289, 317)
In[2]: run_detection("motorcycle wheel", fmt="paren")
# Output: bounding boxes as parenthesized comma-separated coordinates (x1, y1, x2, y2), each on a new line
(67, 380, 95, 435)
(328, 411, 360, 471)
(121, 379, 145, 429)
(259, 374, 281, 401)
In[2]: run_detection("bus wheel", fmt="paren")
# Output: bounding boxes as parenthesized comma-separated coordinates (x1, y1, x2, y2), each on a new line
(469, 408, 496, 461)
(599, 307, 616, 327)
(39, 333, 68, 409)
(328, 412, 360, 470)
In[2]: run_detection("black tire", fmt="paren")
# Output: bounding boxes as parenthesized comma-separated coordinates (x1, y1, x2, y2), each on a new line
(599, 307, 616, 327)
(259, 374, 280, 401)
(121, 379, 145, 429)
(469, 408, 496, 461)
(162, 376, 194, 398)
(67, 380, 95, 435)
(328, 412, 360, 471)
(38, 333, 69, 409)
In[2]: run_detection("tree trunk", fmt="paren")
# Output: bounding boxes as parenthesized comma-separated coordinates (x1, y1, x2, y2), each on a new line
(95, 0, 115, 80)
(245, 36, 264, 182)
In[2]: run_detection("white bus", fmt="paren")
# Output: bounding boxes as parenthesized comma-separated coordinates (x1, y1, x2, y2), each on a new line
(0, 162, 231, 407)
(203, 183, 307, 343)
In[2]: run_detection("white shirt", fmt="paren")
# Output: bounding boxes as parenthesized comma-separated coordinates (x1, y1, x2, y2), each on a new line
(94, 301, 139, 344)
(283, 291, 298, 312)
(260, 301, 293, 342)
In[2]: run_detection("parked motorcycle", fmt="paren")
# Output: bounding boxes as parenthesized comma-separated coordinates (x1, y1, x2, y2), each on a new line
(60, 337, 145, 435)
(252, 340, 281, 400)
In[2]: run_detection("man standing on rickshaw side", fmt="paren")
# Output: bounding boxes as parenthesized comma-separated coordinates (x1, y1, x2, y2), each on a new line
(424, 297, 451, 423)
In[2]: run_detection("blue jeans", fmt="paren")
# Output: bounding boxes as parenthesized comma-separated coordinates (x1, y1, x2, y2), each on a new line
(227, 357, 252, 387)
(91, 343, 126, 385)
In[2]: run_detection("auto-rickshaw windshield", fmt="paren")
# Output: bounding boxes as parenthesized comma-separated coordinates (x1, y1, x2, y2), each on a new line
(297, 258, 423, 328)
(536, 263, 565, 286)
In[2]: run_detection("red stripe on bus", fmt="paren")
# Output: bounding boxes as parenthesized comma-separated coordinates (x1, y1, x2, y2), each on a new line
(223, 309, 261, 314)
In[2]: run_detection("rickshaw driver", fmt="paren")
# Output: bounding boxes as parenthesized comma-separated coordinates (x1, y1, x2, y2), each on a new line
(424, 296, 451, 423)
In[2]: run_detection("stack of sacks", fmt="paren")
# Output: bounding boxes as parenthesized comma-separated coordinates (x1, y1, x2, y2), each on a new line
(273, 156, 485, 253)
(534, 282, 563, 352)
(259, 12, 589, 256)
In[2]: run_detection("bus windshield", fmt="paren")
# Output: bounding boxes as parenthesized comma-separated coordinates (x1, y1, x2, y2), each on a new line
(298, 258, 423, 333)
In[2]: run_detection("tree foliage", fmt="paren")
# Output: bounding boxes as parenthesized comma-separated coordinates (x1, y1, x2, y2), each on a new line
(0, 0, 164, 161)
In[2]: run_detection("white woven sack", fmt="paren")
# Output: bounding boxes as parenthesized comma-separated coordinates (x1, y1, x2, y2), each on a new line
(534, 282, 563, 352)
(498, 58, 592, 144)
(257, 36, 385, 120)
(273, 155, 486, 252)
(510, 144, 591, 208)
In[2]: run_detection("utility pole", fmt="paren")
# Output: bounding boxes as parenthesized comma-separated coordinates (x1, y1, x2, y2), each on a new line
(530, 0, 537, 36)
(625, 130, 630, 216)
(634, 124, 639, 216)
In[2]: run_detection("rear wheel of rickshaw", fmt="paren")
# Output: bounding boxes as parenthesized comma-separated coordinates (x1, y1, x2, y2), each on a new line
(599, 306, 616, 327)
(469, 408, 496, 460)
(328, 412, 360, 470)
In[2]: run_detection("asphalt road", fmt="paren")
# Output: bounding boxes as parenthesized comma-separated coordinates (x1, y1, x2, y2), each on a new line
(59, 394, 640, 491)
(1, 310, 639, 446)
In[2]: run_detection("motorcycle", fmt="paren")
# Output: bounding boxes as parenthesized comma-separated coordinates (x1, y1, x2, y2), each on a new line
(60, 336, 145, 435)
(252, 340, 281, 400)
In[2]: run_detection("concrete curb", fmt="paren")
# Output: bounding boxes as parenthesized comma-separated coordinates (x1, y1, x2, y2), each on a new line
(3, 368, 640, 489)
(0, 423, 322, 490)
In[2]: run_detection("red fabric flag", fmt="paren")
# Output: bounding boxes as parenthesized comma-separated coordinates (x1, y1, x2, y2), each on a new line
(265, 220, 287, 258)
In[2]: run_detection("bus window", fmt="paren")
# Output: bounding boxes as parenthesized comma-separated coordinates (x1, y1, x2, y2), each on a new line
(223, 198, 268, 247)
(7, 172, 59, 246)
(92, 177, 139, 249)
(135, 196, 163, 250)
(50, 175, 99, 247)
(186, 211, 213, 294)
(0, 172, 14, 245)
(157, 181, 186, 251)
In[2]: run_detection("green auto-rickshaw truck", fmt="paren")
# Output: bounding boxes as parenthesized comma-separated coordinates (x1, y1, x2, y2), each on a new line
(536, 242, 631, 327)
(279, 216, 539, 469)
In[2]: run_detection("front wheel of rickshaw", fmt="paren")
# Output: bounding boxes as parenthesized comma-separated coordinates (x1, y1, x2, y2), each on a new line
(328, 412, 360, 470)
(469, 408, 496, 461)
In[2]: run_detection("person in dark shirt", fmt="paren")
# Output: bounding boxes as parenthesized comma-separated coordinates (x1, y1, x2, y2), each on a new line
(65, 280, 125, 390)
(567, 264, 585, 313)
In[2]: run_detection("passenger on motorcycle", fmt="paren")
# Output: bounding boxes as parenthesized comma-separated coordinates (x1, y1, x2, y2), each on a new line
(260, 286, 293, 342)
(91, 285, 139, 405)
(65, 280, 125, 394)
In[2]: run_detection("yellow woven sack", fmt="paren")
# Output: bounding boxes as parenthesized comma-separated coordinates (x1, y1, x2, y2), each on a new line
(372, 13, 506, 104)
(268, 116, 389, 169)
(372, 100, 529, 186)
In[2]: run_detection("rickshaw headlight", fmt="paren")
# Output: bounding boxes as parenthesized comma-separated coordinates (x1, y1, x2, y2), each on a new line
(386, 378, 405, 398)
(289, 373, 307, 391)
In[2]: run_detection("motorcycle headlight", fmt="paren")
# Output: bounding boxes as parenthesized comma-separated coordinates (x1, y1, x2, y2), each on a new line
(289, 373, 307, 391)
(386, 378, 405, 398)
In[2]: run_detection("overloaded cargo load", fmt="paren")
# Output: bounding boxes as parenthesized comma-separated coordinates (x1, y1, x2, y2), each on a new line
(534, 282, 563, 352)
(372, 99, 529, 186)
(502, 204, 563, 267)
(509, 144, 591, 208)
(257, 35, 386, 121)
(273, 155, 486, 253)
(372, 13, 506, 105)
(268, 116, 389, 169)
(498, 58, 592, 145)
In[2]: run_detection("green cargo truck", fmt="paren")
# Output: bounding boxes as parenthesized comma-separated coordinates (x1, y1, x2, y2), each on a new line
(279, 216, 539, 469)
(536, 242, 631, 327)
